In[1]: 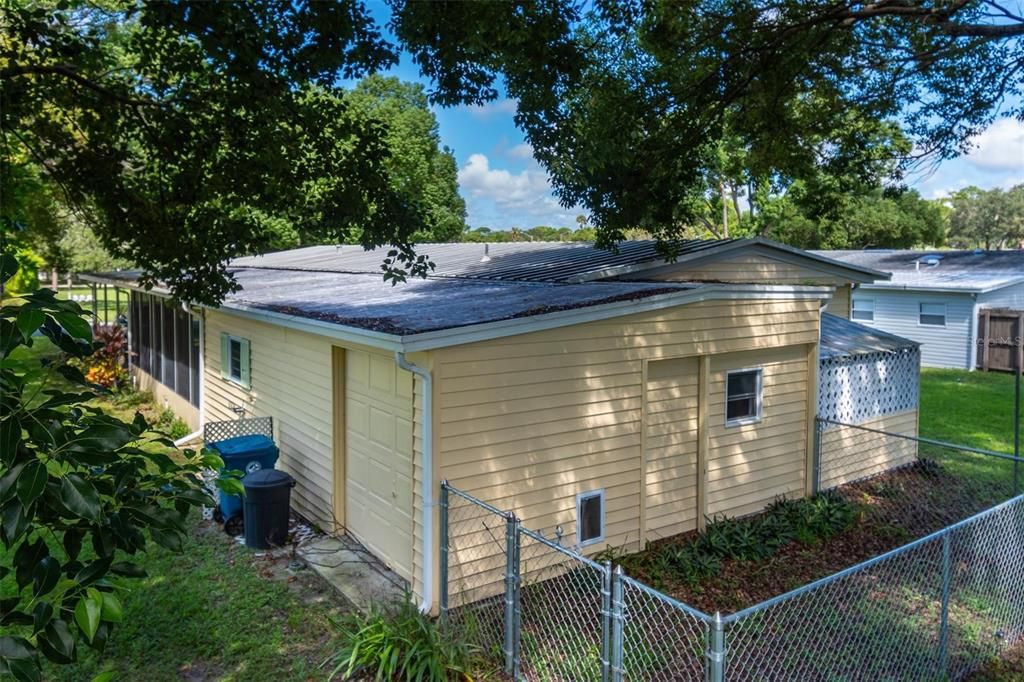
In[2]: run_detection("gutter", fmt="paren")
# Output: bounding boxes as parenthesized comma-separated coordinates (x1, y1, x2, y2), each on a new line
(394, 352, 434, 614)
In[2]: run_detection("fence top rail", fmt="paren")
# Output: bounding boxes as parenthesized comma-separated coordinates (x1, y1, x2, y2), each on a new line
(442, 480, 508, 518)
(817, 416, 1021, 462)
(517, 525, 608, 572)
(620, 574, 714, 622)
(721, 493, 1024, 624)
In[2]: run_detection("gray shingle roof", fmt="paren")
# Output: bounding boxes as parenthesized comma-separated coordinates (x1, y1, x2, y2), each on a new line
(813, 249, 1024, 292)
(819, 313, 919, 359)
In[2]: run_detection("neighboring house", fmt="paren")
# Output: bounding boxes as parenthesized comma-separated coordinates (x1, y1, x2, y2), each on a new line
(813, 250, 1024, 370)
(84, 238, 919, 612)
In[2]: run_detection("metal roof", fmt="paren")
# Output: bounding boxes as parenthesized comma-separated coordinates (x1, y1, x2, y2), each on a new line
(233, 237, 886, 284)
(223, 268, 694, 334)
(230, 240, 733, 282)
(814, 249, 1024, 293)
(819, 313, 920, 360)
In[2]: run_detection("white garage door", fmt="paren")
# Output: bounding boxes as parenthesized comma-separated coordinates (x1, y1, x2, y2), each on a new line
(345, 350, 415, 581)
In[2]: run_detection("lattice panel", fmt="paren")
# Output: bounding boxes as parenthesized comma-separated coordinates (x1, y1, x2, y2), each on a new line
(203, 416, 274, 444)
(818, 349, 920, 427)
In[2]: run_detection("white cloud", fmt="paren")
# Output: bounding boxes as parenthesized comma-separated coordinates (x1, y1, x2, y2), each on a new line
(461, 98, 518, 119)
(457, 153, 578, 227)
(965, 118, 1024, 172)
(507, 143, 534, 160)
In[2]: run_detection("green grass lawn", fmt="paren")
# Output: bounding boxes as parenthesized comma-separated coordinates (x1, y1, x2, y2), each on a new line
(47, 522, 348, 681)
(918, 368, 1021, 500)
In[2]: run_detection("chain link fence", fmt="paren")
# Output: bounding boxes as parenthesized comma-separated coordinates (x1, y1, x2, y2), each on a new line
(443, 471, 1024, 680)
(817, 417, 1018, 532)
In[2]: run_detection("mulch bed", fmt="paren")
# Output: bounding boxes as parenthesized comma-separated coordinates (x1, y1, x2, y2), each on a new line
(629, 462, 1009, 614)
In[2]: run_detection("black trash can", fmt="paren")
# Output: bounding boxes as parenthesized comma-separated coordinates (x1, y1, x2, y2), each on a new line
(242, 469, 295, 549)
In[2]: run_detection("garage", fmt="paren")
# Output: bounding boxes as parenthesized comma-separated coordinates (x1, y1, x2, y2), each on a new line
(344, 349, 415, 581)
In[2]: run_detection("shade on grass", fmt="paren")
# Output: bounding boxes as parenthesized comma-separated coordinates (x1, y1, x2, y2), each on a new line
(45, 522, 349, 681)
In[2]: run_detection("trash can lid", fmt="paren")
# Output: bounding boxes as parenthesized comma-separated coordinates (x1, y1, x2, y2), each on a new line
(243, 469, 295, 489)
(211, 434, 275, 456)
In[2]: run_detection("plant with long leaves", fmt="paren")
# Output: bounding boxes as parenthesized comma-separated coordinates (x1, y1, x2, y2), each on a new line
(0, 255, 243, 680)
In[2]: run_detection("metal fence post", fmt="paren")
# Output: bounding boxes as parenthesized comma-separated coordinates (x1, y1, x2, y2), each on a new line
(439, 481, 449, 621)
(601, 561, 613, 682)
(706, 612, 726, 682)
(610, 565, 625, 682)
(939, 531, 952, 674)
(504, 512, 521, 679)
(813, 417, 823, 494)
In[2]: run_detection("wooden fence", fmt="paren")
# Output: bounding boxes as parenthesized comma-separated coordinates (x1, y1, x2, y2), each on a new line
(977, 308, 1024, 373)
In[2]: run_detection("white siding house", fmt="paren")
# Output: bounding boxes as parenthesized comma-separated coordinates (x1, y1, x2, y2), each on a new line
(817, 250, 1024, 370)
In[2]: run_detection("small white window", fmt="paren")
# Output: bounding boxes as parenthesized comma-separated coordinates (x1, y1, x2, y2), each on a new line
(576, 490, 604, 546)
(220, 333, 251, 388)
(919, 302, 946, 327)
(726, 368, 762, 426)
(851, 298, 874, 322)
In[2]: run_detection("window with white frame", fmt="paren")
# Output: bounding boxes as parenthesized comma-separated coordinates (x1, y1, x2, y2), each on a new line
(726, 368, 763, 425)
(919, 302, 946, 327)
(220, 333, 251, 388)
(851, 298, 875, 322)
(577, 490, 604, 546)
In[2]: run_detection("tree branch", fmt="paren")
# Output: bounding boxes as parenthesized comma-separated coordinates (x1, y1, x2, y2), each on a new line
(0, 63, 163, 107)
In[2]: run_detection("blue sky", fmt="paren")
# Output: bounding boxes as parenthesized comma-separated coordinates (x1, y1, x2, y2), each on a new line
(367, 3, 1024, 230)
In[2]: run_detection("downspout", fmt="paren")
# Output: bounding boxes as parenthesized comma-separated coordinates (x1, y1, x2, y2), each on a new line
(395, 352, 434, 614)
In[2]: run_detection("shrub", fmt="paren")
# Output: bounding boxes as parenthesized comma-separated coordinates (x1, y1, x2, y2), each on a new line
(3, 246, 44, 294)
(157, 408, 192, 440)
(601, 491, 856, 589)
(68, 325, 130, 389)
(323, 597, 476, 681)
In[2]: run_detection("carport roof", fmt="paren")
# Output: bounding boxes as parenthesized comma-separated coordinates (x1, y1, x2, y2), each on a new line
(819, 313, 920, 360)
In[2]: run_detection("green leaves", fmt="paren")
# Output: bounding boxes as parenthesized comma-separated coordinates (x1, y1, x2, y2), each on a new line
(31, 557, 60, 597)
(53, 312, 92, 341)
(16, 461, 47, 507)
(15, 309, 44, 339)
(0, 254, 19, 284)
(74, 590, 102, 643)
(59, 474, 102, 523)
(2, 290, 215, 675)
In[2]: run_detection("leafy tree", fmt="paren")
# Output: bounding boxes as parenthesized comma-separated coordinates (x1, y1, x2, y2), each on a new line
(759, 188, 947, 249)
(393, 0, 1022, 251)
(948, 185, 1024, 250)
(3, 1, 420, 305)
(0, 256, 241, 680)
(7, 0, 1020, 305)
(347, 75, 467, 244)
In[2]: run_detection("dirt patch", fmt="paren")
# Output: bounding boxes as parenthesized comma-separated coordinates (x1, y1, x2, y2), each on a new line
(194, 519, 350, 609)
(967, 639, 1024, 681)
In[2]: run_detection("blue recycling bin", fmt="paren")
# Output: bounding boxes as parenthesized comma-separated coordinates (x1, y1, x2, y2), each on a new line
(211, 434, 279, 525)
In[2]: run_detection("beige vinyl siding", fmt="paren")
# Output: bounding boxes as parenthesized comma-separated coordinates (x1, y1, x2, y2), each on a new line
(644, 357, 700, 539)
(829, 285, 852, 319)
(435, 298, 820, 603)
(706, 347, 810, 519)
(203, 310, 337, 530)
(819, 409, 919, 489)
(649, 253, 853, 286)
(134, 367, 200, 431)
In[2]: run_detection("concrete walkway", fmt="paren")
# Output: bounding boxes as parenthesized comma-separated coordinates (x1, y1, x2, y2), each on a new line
(297, 534, 407, 610)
